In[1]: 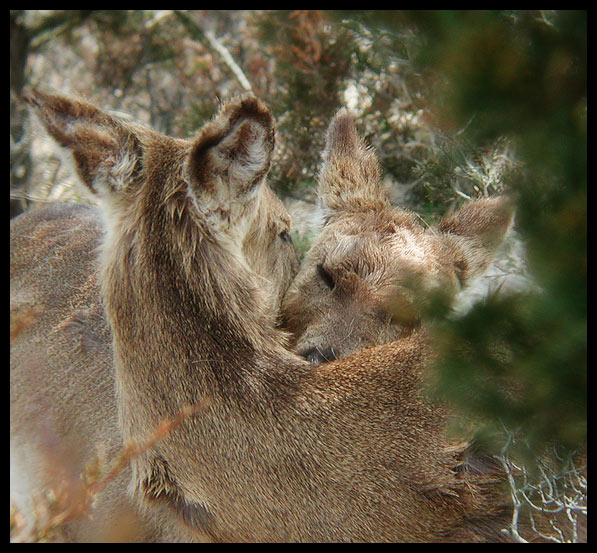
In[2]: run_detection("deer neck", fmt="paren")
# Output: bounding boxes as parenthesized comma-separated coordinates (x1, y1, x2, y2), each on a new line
(99, 195, 298, 433)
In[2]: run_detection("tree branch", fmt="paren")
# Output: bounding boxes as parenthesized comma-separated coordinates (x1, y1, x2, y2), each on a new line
(170, 10, 253, 92)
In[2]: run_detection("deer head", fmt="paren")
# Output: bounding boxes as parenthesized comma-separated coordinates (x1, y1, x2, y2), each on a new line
(282, 109, 514, 364)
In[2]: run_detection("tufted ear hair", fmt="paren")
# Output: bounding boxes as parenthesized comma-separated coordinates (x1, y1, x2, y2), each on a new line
(187, 94, 275, 202)
(23, 88, 143, 198)
(318, 109, 390, 217)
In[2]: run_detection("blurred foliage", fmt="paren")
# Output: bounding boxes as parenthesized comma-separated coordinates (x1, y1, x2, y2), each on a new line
(353, 10, 586, 458)
(11, 10, 586, 459)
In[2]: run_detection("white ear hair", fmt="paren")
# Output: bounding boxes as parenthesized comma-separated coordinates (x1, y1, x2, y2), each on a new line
(24, 88, 142, 197)
(187, 94, 275, 199)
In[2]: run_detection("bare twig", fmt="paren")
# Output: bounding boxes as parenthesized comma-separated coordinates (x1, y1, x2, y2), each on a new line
(11, 399, 211, 542)
(497, 427, 587, 543)
(498, 433, 529, 543)
(171, 10, 253, 92)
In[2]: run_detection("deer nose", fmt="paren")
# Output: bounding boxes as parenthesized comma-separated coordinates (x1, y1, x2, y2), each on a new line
(299, 346, 337, 365)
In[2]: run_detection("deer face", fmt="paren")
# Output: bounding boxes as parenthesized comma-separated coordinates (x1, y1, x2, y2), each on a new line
(282, 110, 514, 364)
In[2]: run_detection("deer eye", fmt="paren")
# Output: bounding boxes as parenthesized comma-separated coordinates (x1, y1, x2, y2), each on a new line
(280, 230, 293, 244)
(317, 263, 335, 290)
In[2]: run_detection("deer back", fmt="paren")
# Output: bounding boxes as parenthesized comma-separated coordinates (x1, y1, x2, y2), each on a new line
(14, 90, 518, 542)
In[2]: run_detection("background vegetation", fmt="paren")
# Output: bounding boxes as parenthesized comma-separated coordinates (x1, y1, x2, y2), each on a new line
(11, 10, 586, 541)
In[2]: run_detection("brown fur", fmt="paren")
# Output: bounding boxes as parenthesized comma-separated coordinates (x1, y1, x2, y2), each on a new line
(11, 92, 298, 541)
(282, 109, 515, 363)
(14, 91, 522, 542)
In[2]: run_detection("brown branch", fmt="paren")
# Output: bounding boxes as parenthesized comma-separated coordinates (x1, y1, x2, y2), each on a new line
(12, 398, 211, 542)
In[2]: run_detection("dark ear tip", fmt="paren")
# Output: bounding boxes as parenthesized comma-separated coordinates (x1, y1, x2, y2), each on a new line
(21, 88, 35, 103)
(22, 87, 44, 108)
(327, 108, 355, 135)
(239, 93, 271, 116)
(324, 108, 360, 157)
(330, 107, 353, 125)
(221, 93, 274, 131)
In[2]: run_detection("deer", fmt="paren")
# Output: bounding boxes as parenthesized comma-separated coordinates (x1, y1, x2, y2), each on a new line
(11, 91, 299, 541)
(12, 89, 526, 542)
(281, 109, 515, 364)
(283, 110, 584, 543)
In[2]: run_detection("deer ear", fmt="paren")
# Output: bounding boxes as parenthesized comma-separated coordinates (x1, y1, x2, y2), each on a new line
(23, 89, 142, 197)
(437, 196, 515, 284)
(318, 109, 389, 216)
(188, 95, 275, 201)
